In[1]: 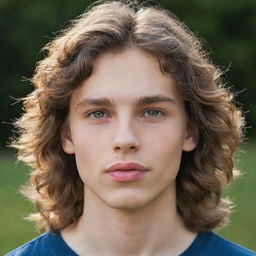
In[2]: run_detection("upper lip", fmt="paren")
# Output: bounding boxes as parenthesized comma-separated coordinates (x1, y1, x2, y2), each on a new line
(106, 162, 148, 172)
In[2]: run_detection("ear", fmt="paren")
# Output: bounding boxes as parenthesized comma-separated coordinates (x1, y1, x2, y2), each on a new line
(182, 123, 199, 152)
(60, 123, 75, 154)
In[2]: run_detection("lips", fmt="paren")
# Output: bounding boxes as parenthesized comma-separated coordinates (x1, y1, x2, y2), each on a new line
(106, 162, 148, 172)
(106, 162, 148, 182)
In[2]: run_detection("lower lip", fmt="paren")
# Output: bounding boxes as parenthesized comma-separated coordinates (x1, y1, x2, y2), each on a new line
(107, 170, 148, 182)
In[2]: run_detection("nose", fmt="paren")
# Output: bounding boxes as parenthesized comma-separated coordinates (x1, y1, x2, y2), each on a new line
(112, 119, 140, 154)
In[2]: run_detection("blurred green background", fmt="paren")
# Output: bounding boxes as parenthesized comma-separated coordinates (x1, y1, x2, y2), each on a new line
(0, 0, 255, 254)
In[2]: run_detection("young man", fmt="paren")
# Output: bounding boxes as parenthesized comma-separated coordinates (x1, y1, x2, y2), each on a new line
(7, 0, 255, 255)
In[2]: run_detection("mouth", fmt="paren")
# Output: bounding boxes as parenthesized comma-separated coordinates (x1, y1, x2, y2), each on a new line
(106, 162, 149, 182)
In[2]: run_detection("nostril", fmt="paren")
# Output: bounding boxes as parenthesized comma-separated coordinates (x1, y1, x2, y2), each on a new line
(112, 129, 140, 152)
(113, 143, 139, 152)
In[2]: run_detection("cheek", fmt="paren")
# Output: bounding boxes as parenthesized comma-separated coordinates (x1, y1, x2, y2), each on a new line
(145, 120, 186, 150)
(145, 123, 185, 174)
(71, 122, 109, 149)
(70, 123, 111, 180)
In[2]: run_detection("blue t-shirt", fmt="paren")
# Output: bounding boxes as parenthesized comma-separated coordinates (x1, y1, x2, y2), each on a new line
(5, 231, 256, 256)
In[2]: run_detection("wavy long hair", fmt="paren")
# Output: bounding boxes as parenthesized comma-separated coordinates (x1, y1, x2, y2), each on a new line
(11, 0, 244, 232)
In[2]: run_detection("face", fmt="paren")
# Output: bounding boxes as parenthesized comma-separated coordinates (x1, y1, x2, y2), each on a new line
(61, 48, 197, 210)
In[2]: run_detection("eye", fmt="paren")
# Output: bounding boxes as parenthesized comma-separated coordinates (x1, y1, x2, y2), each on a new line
(143, 109, 166, 118)
(87, 110, 109, 119)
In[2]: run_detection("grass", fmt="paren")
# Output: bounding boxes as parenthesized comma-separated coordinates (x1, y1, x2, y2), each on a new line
(0, 152, 37, 255)
(216, 143, 256, 251)
(0, 145, 255, 255)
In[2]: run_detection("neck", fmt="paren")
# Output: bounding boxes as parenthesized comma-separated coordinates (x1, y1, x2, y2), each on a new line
(61, 186, 196, 256)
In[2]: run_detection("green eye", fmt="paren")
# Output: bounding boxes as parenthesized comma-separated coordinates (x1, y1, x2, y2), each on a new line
(88, 111, 108, 119)
(144, 110, 164, 118)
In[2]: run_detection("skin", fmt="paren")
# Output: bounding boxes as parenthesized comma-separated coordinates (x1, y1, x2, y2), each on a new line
(61, 47, 198, 256)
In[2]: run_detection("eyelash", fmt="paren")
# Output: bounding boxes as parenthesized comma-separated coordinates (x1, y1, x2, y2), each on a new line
(85, 109, 167, 120)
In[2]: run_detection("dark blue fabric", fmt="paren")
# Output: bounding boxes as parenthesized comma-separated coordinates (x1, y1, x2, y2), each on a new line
(180, 232, 256, 256)
(5, 231, 78, 256)
(5, 231, 256, 256)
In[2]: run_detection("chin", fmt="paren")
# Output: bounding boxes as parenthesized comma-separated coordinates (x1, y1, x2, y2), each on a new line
(103, 191, 154, 210)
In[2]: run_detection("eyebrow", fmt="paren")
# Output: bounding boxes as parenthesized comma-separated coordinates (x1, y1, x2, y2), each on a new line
(76, 95, 176, 109)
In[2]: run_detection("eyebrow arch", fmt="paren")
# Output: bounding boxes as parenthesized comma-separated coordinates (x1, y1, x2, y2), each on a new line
(76, 94, 176, 109)
(138, 95, 176, 106)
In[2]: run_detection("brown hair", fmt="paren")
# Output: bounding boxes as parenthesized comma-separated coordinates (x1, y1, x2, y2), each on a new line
(11, 0, 244, 233)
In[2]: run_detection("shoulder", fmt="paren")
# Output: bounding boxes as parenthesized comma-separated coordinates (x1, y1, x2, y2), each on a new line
(5, 232, 53, 256)
(5, 231, 78, 256)
(205, 232, 256, 256)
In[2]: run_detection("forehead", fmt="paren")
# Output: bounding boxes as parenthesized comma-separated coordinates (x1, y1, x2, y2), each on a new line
(71, 47, 182, 106)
